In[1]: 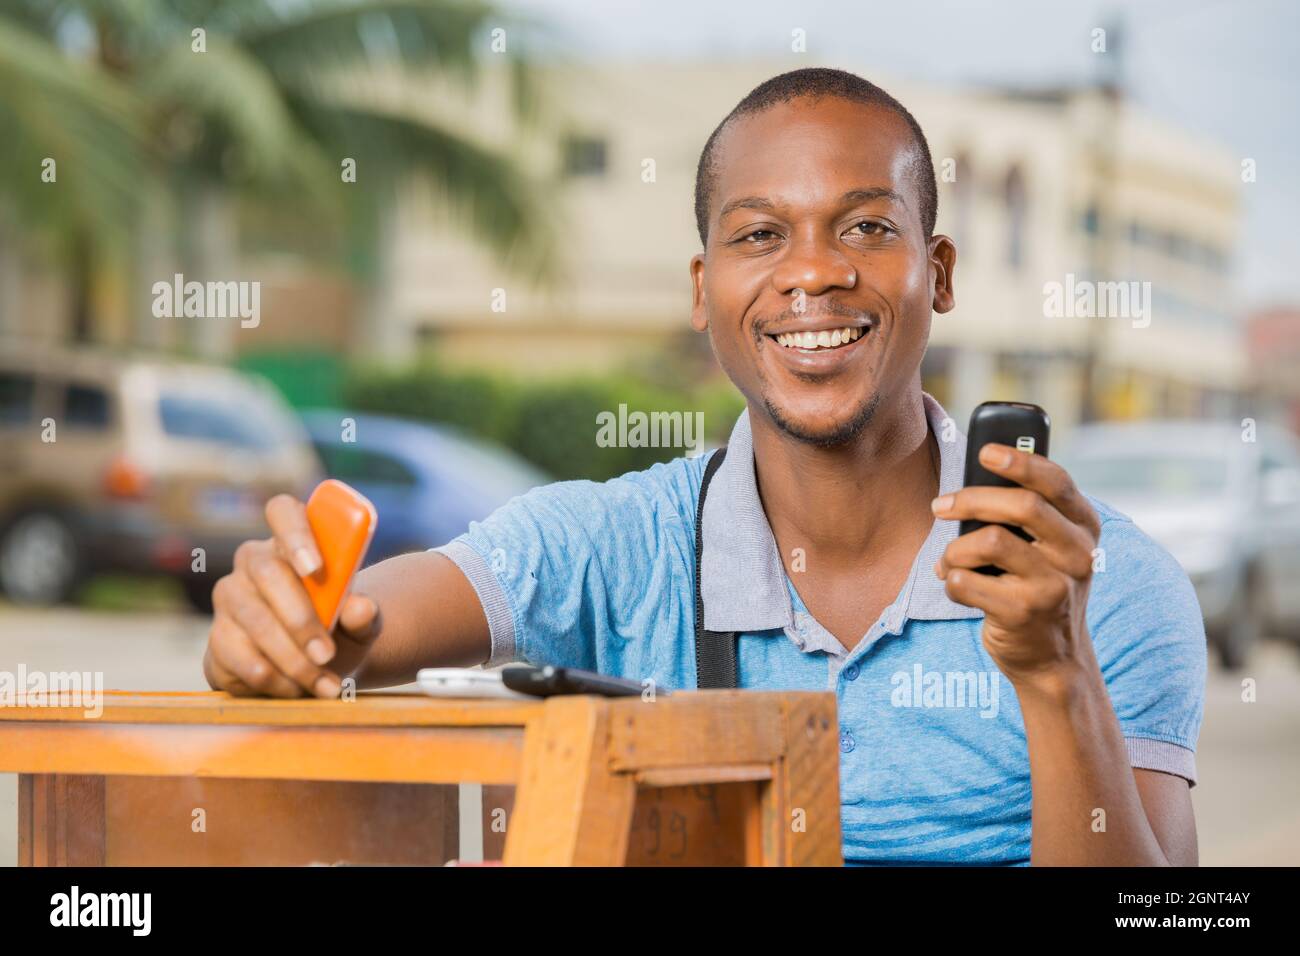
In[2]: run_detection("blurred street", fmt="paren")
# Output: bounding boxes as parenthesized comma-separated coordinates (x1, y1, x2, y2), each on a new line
(1, 601, 1297, 866)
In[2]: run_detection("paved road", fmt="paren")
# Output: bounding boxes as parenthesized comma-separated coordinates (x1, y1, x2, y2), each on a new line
(1, 604, 1297, 865)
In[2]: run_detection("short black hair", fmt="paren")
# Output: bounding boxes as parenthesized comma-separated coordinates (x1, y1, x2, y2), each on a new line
(693, 67, 938, 248)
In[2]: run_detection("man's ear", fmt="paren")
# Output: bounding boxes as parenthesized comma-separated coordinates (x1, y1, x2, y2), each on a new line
(928, 234, 957, 315)
(689, 253, 709, 332)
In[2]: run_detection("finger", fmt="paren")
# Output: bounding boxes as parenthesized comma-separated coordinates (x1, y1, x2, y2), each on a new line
(208, 616, 303, 698)
(975, 443, 1101, 538)
(243, 548, 337, 668)
(934, 485, 1087, 552)
(936, 524, 1040, 579)
(233, 538, 273, 573)
(945, 564, 1070, 627)
(215, 573, 339, 698)
(265, 494, 322, 577)
(337, 593, 381, 644)
(203, 645, 254, 697)
(940, 565, 1039, 623)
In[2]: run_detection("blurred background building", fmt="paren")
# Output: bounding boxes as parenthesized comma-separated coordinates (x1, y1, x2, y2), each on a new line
(0, 59, 1252, 436)
(380, 65, 1249, 438)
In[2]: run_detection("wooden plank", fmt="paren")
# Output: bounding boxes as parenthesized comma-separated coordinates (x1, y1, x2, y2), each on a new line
(17, 774, 33, 866)
(104, 778, 460, 866)
(36, 774, 53, 866)
(756, 764, 787, 865)
(778, 693, 842, 866)
(0, 723, 525, 785)
(58, 775, 107, 866)
(740, 779, 765, 866)
(625, 784, 750, 866)
(22, 775, 55, 866)
(504, 699, 636, 865)
(633, 764, 771, 787)
(606, 691, 787, 771)
(0, 690, 542, 727)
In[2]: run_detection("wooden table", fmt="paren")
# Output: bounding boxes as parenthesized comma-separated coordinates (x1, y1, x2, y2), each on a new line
(0, 689, 841, 866)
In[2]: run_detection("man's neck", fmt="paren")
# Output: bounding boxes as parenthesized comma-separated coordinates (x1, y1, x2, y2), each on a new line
(749, 386, 939, 566)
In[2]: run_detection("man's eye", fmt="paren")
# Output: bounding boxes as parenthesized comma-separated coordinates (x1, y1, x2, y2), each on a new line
(743, 229, 778, 243)
(849, 221, 894, 238)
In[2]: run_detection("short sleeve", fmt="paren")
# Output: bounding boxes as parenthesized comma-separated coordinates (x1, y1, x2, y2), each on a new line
(1085, 505, 1207, 785)
(433, 457, 703, 674)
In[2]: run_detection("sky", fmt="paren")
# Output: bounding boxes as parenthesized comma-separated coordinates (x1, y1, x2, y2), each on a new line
(509, 0, 1300, 310)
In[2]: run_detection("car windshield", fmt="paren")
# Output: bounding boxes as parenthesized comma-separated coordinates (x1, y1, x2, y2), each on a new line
(160, 385, 299, 451)
(1066, 453, 1231, 498)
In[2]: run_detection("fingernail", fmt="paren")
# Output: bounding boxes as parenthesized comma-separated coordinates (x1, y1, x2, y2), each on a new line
(933, 560, 944, 579)
(315, 674, 341, 698)
(293, 547, 321, 576)
(307, 638, 333, 666)
(931, 494, 954, 515)
(981, 445, 1012, 468)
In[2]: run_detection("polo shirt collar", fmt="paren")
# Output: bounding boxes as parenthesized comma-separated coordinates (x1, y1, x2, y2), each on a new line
(699, 391, 983, 634)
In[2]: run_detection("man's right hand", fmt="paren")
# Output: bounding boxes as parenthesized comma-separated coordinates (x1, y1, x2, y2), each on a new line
(202, 494, 381, 698)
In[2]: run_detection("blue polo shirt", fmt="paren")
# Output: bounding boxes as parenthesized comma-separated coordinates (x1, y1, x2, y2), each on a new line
(435, 392, 1206, 865)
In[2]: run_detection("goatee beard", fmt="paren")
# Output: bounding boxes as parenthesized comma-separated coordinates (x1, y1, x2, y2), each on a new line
(763, 390, 882, 448)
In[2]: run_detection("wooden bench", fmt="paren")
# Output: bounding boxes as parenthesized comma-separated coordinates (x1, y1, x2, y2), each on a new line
(0, 689, 842, 866)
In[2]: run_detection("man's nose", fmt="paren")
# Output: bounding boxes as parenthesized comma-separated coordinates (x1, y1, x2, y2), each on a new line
(771, 231, 858, 297)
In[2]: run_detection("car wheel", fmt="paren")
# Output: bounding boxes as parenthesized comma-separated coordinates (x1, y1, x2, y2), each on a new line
(181, 572, 217, 615)
(0, 510, 84, 605)
(1217, 566, 1263, 671)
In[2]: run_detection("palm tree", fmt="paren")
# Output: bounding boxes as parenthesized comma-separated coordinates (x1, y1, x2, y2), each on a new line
(0, 0, 558, 354)
(0, 11, 147, 342)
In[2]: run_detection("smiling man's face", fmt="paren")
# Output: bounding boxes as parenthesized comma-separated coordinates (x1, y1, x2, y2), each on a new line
(691, 95, 955, 447)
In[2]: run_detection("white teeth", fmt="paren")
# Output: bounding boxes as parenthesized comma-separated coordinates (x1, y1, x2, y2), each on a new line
(774, 325, 867, 350)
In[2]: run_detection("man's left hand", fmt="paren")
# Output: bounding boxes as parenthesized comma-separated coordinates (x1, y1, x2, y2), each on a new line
(931, 442, 1103, 692)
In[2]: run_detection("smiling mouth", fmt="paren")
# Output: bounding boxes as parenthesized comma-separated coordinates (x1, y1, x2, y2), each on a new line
(767, 326, 867, 352)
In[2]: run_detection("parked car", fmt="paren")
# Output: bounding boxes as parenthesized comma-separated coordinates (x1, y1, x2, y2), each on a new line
(0, 348, 321, 611)
(1061, 420, 1300, 669)
(299, 410, 549, 563)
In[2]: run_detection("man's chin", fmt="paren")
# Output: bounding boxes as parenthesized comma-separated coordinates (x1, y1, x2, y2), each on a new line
(762, 391, 883, 448)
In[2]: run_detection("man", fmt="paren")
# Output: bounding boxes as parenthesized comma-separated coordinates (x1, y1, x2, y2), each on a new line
(203, 68, 1205, 865)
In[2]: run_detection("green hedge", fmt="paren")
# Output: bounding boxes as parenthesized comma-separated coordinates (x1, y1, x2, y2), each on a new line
(341, 361, 745, 482)
(236, 351, 344, 409)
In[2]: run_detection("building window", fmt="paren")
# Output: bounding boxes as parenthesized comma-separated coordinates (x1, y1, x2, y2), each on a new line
(562, 134, 608, 178)
(1003, 164, 1026, 270)
(952, 150, 973, 256)
(0, 372, 35, 424)
(1081, 204, 1100, 236)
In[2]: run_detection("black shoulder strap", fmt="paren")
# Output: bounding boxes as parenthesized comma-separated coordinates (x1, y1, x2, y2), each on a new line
(694, 447, 738, 689)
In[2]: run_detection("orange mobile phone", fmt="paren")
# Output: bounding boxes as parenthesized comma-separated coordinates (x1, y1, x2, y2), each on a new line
(302, 479, 377, 631)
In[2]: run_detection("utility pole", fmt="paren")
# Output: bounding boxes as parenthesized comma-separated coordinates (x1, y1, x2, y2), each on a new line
(1079, 15, 1124, 423)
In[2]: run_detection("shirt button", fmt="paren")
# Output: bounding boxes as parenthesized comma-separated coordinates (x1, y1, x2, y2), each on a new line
(839, 729, 855, 754)
(843, 663, 860, 681)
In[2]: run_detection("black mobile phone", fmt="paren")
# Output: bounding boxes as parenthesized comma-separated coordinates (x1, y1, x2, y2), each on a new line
(500, 664, 656, 698)
(959, 401, 1051, 576)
